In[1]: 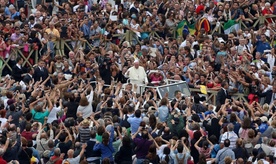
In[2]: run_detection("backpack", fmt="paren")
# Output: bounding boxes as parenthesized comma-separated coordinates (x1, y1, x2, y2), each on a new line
(175, 153, 185, 164)
(244, 139, 253, 154)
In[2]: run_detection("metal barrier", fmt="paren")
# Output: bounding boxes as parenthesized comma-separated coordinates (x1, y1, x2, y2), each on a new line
(0, 47, 39, 76)
(110, 15, 276, 45)
(190, 88, 247, 105)
(239, 15, 276, 30)
(53, 39, 94, 56)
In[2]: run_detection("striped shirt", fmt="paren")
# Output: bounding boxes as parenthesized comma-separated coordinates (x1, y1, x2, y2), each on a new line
(78, 127, 91, 143)
(220, 131, 239, 149)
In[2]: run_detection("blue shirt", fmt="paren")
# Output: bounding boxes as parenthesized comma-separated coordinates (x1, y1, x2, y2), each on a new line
(231, 9, 244, 19)
(256, 40, 271, 54)
(216, 147, 235, 164)
(4, 7, 10, 16)
(31, 147, 41, 161)
(158, 105, 169, 122)
(211, 144, 220, 158)
(11, 12, 20, 20)
(256, 40, 271, 63)
(170, 152, 190, 164)
(93, 126, 115, 161)
(127, 116, 142, 134)
(183, 75, 190, 83)
(81, 24, 91, 36)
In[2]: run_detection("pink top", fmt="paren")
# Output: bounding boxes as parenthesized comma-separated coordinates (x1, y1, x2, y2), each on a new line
(199, 147, 211, 158)
(187, 129, 206, 140)
(4, 44, 15, 59)
(150, 74, 163, 84)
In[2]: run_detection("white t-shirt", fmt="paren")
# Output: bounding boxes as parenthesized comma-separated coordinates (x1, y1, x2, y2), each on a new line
(0, 117, 7, 128)
(157, 144, 167, 159)
(267, 54, 275, 72)
(130, 23, 141, 37)
(3, 97, 8, 109)
(253, 159, 269, 164)
(47, 106, 61, 124)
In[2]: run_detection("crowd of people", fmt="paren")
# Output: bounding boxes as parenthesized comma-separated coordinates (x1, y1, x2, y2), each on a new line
(0, 0, 276, 163)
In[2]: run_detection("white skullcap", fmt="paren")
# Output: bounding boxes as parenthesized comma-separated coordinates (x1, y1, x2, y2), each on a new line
(265, 2, 270, 6)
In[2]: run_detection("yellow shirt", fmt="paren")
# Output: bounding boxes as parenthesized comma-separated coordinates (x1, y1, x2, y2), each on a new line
(45, 28, 60, 41)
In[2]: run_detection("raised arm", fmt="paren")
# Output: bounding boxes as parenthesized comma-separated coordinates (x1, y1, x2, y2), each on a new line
(55, 129, 63, 140)
(207, 138, 214, 153)
(65, 125, 73, 141)
(4, 132, 11, 152)
(45, 93, 53, 112)
(194, 136, 202, 152)
(87, 86, 94, 104)
(29, 97, 44, 110)
(48, 124, 54, 139)
(56, 77, 77, 90)
(79, 143, 87, 157)
(132, 127, 142, 140)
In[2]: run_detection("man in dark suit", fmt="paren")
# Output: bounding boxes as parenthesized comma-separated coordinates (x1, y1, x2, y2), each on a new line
(258, 82, 276, 105)
(216, 81, 230, 107)
(129, 1, 139, 16)
(170, 90, 182, 110)
(33, 60, 50, 86)
(22, 67, 34, 85)
(12, 57, 26, 82)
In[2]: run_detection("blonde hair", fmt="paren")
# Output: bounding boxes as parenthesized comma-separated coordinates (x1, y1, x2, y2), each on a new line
(262, 103, 269, 112)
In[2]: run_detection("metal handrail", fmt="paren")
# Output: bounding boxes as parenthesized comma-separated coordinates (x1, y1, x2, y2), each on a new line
(0, 47, 39, 76)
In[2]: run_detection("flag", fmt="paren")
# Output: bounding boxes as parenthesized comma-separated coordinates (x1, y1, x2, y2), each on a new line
(200, 85, 207, 94)
(176, 20, 195, 37)
(223, 20, 240, 34)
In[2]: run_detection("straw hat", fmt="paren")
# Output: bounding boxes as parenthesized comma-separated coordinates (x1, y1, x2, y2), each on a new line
(81, 119, 91, 127)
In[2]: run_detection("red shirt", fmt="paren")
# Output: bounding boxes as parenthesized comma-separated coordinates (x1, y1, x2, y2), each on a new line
(262, 8, 273, 15)
(50, 156, 63, 164)
(2, 28, 13, 35)
(21, 131, 35, 141)
(262, 8, 273, 23)
(0, 156, 7, 164)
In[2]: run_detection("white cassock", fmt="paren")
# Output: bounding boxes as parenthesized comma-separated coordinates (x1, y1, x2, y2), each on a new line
(125, 66, 148, 85)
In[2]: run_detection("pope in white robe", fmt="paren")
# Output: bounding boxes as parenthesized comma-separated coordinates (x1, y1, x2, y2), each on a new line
(124, 59, 148, 85)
